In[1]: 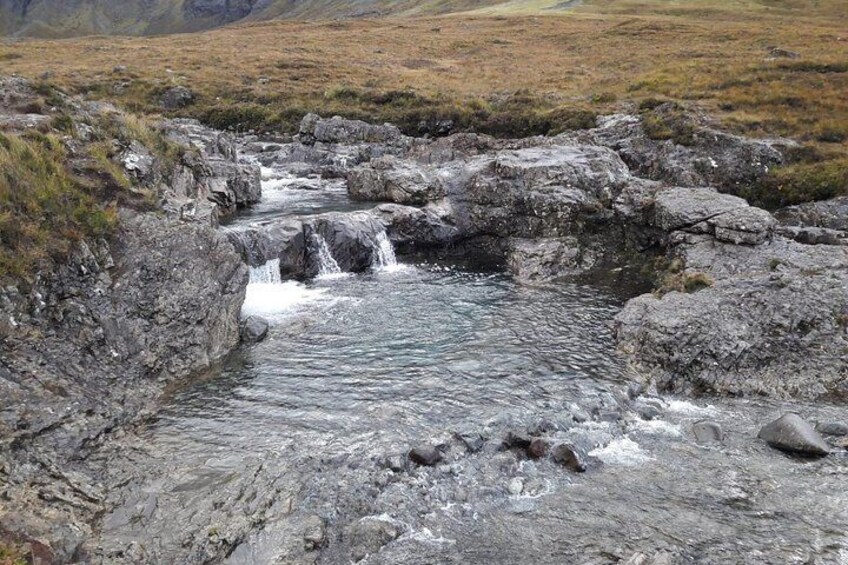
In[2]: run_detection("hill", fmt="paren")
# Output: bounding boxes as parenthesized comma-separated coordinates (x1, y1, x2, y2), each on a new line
(0, 0, 536, 37)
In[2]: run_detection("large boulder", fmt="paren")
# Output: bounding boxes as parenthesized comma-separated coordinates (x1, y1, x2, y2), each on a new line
(758, 413, 830, 456)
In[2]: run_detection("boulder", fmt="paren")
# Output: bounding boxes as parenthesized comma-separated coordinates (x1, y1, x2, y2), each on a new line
(551, 443, 589, 472)
(527, 438, 549, 459)
(160, 86, 196, 110)
(347, 155, 443, 204)
(709, 207, 776, 245)
(346, 516, 403, 562)
(816, 422, 848, 437)
(503, 430, 532, 449)
(240, 316, 269, 344)
(757, 413, 830, 456)
(692, 420, 724, 443)
(652, 187, 748, 232)
(408, 445, 442, 466)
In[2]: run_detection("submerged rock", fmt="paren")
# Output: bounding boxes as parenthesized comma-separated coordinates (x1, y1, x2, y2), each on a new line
(692, 420, 724, 443)
(503, 430, 532, 449)
(240, 315, 269, 343)
(758, 413, 830, 456)
(408, 445, 443, 466)
(527, 438, 549, 459)
(346, 516, 403, 562)
(551, 443, 589, 472)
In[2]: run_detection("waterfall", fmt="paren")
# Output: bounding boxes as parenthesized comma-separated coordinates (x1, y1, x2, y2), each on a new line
(312, 234, 343, 277)
(249, 258, 282, 284)
(372, 231, 399, 271)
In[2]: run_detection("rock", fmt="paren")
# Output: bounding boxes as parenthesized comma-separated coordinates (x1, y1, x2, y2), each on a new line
(775, 196, 848, 232)
(302, 515, 325, 551)
(597, 410, 622, 423)
(240, 315, 269, 343)
(503, 430, 532, 449)
(347, 155, 443, 205)
(507, 477, 524, 495)
(507, 237, 594, 281)
(160, 86, 195, 110)
(768, 46, 800, 58)
(526, 438, 549, 459)
(652, 187, 749, 232)
(709, 207, 776, 245)
(637, 404, 662, 421)
(527, 418, 558, 436)
(298, 114, 407, 147)
(816, 422, 848, 437)
(758, 413, 830, 456)
(551, 443, 588, 472)
(454, 430, 485, 453)
(381, 454, 406, 472)
(408, 445, 442, 466)
(346, 516, 402, 562)
(627, 382, 647, 400)
(692, 420, 724, 443)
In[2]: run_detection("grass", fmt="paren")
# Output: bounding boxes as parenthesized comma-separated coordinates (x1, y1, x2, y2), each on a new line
(0, 130, 117, 280)
(0, 541, 27, 565)
(0, 0, 845, 259)
(0, 87, 186, 282)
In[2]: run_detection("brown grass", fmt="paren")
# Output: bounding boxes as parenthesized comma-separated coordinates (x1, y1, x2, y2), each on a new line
(0, 0, 846, 202)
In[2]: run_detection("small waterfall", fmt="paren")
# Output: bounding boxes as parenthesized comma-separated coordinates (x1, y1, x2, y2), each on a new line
(372, 231, 398, 271)
(249, 258, 282, 284)
(312, 234, 343, 277)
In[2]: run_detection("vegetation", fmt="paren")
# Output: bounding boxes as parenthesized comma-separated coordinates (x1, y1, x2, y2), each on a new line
(0, 540, 28, 565)
(0, 130, 117, 280)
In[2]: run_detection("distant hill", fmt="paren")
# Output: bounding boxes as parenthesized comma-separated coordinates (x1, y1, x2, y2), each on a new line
(0, 0, 516, 37)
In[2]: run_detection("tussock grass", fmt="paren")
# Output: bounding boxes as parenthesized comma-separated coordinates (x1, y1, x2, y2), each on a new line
(0, 131, 117, 280)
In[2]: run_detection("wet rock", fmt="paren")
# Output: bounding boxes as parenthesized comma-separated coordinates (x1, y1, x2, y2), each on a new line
(348, 155, 443, 204)
(381, 454, 406, 472)
(240, 315, 269, 344)
(637, 404, 662, 421)
(692, 420, 724, 443)
(551, 443, 588, 472)
(507, 237, 595, 282)
(758, 413, 830, 456)
(627, 382, 647, 400)
(816, 422, 848, 437)
(302, 515, 326, 551)
(503, 430, 532, 449)
(570, 408, 590, 423)
(454, 431, 485, 453)
(346, 516, 403, 562)
(408, 445, 442, 466)
(527, 438, 549, 459)
(507, 477, 524, 495)
(160, 86, 195, 110)
(597, 410, 622, 423)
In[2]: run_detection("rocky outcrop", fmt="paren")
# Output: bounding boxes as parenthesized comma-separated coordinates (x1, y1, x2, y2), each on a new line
(0, 213, 248, 561)
(282, 114, 844, 400)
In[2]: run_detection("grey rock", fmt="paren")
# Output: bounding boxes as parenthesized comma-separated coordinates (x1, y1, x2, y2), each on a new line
(551, 443, 589, 472)
(775, 196, 848, 232)
(302, 515, 326, 551)
(346, 516, 402, 562)
(637, 404, 662, 421)
(816, 422, 848, 437)
(408, 445, 442, 466)
(692, 420, 724, 443)
(527, 438, 549, 459)
(160, 86, 195, 110)
(503, 430, 532, 449)
(240, 315, 269, 344)
(758, 413, 830, 456)
(709, 206, 776, 245)
(652, 187, 748, 232)
(454, 431, 485, 453)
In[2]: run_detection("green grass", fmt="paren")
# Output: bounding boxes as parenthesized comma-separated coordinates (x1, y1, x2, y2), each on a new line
(0, 541, 27, 565)
(0, 131, 117, 281)
(742, 157, 848, 209)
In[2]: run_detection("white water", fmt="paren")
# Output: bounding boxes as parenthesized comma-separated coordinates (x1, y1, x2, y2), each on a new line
(243, 259, 329, 317)
(372, 230, 401, 272)
(312, 234, 344, 279)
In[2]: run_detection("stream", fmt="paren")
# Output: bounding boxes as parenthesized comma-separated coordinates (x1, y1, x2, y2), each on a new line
(94, 157, 848, 564)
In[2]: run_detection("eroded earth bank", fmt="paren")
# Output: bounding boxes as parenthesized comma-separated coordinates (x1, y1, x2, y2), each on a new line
(1, 78, 847, 564)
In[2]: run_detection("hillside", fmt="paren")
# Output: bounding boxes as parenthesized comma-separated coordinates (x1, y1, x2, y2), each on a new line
(0, 0, 532, 37)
